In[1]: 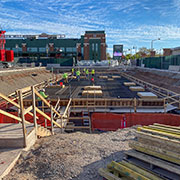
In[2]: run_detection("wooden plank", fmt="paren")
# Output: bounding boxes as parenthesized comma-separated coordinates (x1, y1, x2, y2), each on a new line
(0, 109, 22, 122)
(137, 126, 180, 140)
(82, 90, 103, 96)
(136, 131, 180, 153)
(123, 82, 136, 86)
(121, 161, 163, 180)
(18, 90, 27, 148)
(129, 140, 180, 165)
(31, 86, 37, 134)
(108, 161, 152, 180)
(16, 86, 31, 94)
(35, 107, 62, 128)
(125, 150, 180, 175)
(0, 92, 36, 119)
(129, 86, 145, 91)
(148, 125, 180, 135)
(141, 125, 180, 136)
(98, 168, 122, 180)
(84, 86, 101, 90)
(62, 98, 72, 118)
(24, 105, 33, 115)
(153, 123, 180, 130)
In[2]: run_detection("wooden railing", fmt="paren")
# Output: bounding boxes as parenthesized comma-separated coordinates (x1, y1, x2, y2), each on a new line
(120, 71, 180, 110)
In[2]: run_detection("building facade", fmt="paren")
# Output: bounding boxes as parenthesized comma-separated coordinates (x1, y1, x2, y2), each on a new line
(5, 31, 106, 61)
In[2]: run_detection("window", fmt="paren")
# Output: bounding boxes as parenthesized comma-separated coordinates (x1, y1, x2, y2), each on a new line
(72, 47, 77, 52)
(66, 47, 72, 52)
(96, 43, 98, 52)
(12, 48, 22, 52)
(81, 47, 84, 55)
(39, 47, 46, 52)
(92, 43, 94, 51)
(27, 47, 38, 52)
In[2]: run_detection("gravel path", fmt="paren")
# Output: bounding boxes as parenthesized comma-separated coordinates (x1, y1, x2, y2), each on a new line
(5, 128, 135, 180)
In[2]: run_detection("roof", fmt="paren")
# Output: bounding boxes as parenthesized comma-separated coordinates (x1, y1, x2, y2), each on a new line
(85, 31, 105, 34)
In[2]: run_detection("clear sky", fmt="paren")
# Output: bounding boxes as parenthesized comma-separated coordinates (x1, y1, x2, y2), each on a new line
(1, 0, 180, 55)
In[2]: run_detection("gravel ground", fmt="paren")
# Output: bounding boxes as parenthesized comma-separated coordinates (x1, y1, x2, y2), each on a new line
(5, 128, 136, 180)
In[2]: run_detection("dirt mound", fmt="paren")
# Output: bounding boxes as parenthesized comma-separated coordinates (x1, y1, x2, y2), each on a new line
(5, 128, 135, 180)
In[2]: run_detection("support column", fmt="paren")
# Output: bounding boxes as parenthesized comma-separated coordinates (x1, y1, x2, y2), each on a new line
(18, 90, 27, 148)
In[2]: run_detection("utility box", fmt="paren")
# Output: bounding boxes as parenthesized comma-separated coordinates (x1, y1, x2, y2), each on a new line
(5, 50, 14, 62)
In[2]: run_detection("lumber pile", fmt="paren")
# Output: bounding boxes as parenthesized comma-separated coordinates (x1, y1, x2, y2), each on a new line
(99, 123, 180, 180)
(108, 78, 114, 81)
(124, 82, 136, 86)
(129, 86, 145, 91)
(82, 90, 103, 96)
(99, 75, 108, 79)
(112, 76, 121, 79)
(84, 86, 102, 90)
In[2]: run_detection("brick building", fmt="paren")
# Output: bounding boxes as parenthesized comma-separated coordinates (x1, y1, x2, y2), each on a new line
(5, 31, 106, 61)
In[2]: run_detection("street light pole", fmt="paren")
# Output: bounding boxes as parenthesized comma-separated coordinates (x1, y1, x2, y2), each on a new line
(151, 38, 160, 50)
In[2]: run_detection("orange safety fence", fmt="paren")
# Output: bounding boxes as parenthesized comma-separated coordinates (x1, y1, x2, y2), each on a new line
(91, 113, 180, 131)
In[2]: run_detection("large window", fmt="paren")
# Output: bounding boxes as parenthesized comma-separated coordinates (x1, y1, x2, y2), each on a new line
(12, 47, 22, 52)
(27, 47, 38, 52)
(39, 47, 46, 52)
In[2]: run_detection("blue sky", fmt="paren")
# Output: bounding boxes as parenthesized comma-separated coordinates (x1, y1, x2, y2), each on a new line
(1, 0, 180, 55)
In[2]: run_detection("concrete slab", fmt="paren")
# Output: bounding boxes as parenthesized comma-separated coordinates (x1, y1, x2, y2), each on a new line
(137, 92, 157, 99)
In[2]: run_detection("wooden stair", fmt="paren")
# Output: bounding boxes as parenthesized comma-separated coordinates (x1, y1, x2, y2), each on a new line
(37, 125, 52, 137)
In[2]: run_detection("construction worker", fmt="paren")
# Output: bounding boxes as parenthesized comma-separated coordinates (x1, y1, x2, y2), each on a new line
(83, 68, 86, 75)
(91, 77, 95, 86)
(85, 69, 89, 79)
(63, 73, 68, 83)
(37, 89, 48, 110)
(76, 69, 80, 81)
(91, 69, 95, 77)
(108, 60, 111, 67)
(72, 68, 74, 75)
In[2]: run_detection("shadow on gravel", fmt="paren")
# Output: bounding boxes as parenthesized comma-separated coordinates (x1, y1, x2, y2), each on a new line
(72, 150, 125, 180)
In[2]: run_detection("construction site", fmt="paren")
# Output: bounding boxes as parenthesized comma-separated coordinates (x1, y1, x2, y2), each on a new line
(0, 64, 180, 180)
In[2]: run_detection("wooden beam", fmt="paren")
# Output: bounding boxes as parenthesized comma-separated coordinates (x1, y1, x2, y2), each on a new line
(108, 161, 153, 180)
(0, 92, 37, 119)
(62, 98, 72, 118)
(35, 107, 62, 128)
(0, 109, 22, 122)
(18, 90, 27, 148)
(24, 105, 33, 115)
(31, 86, 37, 134)
(129, 140, 180, 165)
(125, 150, 180, 175)
(98, 168, 122, 180)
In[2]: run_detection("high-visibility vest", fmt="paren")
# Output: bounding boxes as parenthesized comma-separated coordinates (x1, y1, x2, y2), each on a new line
(72, 68, 74, 73)
(92, 69, 95, 74)
(86, 69, 89, 74)
(37, 91, 48, 100)
(76, 70, 80, 76)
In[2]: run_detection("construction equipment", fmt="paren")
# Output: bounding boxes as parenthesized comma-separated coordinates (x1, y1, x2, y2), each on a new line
(0, 29, 14, 68)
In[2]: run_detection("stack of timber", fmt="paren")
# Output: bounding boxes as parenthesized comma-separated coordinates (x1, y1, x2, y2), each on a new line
(124, 82, 136, 86)
(84, 86, 102, 90)
(99, 123, 180, 180)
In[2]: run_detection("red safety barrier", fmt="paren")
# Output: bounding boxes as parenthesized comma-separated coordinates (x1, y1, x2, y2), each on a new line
(0, 112, 51, 127)
(91, 113, 180, 131)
